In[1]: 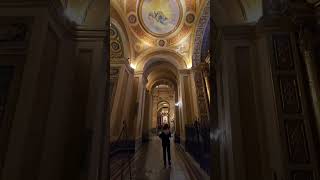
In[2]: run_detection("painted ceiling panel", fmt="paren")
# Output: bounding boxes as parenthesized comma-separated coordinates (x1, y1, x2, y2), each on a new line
(111, 0, 203, 68)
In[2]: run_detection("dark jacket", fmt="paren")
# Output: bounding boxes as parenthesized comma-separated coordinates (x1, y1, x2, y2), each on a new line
(159, 131, 171, 146)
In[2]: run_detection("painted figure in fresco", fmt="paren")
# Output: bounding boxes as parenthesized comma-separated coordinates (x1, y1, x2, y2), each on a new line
(159, 124, 172, 168)
(148, 10, 168, 25)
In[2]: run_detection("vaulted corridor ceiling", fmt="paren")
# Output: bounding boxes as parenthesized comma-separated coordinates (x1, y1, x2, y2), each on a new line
(111, 0, 210, 70)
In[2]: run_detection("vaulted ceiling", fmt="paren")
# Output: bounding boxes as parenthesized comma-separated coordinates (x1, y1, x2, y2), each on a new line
(111, 0, 209, 69)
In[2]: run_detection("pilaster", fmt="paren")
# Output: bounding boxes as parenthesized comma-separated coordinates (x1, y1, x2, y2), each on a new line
(255, 7, 320, 179)
(133, 71, 147, 149)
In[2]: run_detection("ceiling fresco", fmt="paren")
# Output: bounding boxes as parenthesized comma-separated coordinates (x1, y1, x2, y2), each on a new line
(111, 0, 208, 68)
(139, 0, 182, 36)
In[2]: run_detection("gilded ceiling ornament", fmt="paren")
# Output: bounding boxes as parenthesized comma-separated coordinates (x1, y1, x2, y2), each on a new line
(110, 24, 124, 58)
(186, 12, 195, 25)
(134, 43, 143, 52)
(158, 39, 166, 47)
(128, 13, 137, 24)
(125, 0, 195, 47)
(138, 0, 182, 37)
(192, 0, 209, 66)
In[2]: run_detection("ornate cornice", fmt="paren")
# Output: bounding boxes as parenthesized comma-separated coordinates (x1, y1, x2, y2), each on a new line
(221, 25, 256, 40)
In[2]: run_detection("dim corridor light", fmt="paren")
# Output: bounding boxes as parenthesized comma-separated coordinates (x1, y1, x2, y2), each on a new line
(175, 102, 181, 106)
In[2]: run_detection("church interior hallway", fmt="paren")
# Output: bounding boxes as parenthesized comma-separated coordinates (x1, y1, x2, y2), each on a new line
(109, 0, 212, 179)
(2, 0, 320, 180)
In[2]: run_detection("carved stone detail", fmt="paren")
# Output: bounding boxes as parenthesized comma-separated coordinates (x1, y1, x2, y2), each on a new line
(279, 76, 302, 113)
(290, 170, 314, 180)
(110, 24, 124, 59)
(0, 23, 28, 42)
(194, 71, 209, 122)
(272, 34, 294, 70)
(284, 119, 310, 163)
(270, 32, 318, 178)
(192, 0, 209, 66)
(110, 67, 120, 80)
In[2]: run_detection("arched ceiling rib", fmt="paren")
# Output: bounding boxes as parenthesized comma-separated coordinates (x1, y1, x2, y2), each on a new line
(137, 49, 187, 71)
(111, 0, 199, 69)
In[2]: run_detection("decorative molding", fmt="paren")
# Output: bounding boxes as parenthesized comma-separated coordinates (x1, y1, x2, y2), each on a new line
(284, 119, 310, 163)
(0, 24, 28, 42)
(194, 70, 209, 122)
(270, 33, 318, 178)
(110, 66, 121, 79)
(110, 23, 124, 58)
(272, 34, 295, 70)
(185, 11, 196, 25)
(290, 170, 314, 180)
(279, 76, 302, 113)
(192, 0, 209, 66)
(0, 17, 32, 49)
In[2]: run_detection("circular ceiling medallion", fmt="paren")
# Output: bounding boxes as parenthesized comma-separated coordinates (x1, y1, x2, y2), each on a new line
(128, 14, 137, 24)
(158, 39, 166, 47)
(186, 12, 195, 25)
(138, 0, 182, 37)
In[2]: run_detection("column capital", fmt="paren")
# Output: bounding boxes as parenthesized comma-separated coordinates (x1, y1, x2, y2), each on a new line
(134, 71, 148, 84)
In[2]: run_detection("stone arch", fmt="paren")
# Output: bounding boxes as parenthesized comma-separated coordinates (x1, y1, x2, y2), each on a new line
(149, 79, 176, 91)
(135, 49, 187, 71)
(157, 100, 170, 108)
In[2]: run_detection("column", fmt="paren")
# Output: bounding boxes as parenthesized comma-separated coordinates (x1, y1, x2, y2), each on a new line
(255, 1, 320, 178)
(134, 71, 147, 149)
(298, 26, 320, 142)
(178, 69, 193, 147)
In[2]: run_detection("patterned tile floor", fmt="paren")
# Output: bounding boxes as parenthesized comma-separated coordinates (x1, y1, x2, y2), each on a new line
(129, 136, 191, 180)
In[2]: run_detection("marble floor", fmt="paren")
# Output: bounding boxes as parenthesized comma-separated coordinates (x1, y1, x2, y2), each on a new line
(128, 136, 191, 180)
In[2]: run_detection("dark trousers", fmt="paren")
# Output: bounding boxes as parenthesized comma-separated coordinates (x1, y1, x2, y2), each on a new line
(162, 144, 171, 166)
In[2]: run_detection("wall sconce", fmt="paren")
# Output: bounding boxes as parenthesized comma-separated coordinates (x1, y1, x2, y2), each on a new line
(130, 63, 136, 69)
(128, 58, 136, 69)
(175, 102, 181, 107)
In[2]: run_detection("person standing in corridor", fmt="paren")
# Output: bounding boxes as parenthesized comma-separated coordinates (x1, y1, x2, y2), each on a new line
(159, 124, 171, 168)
